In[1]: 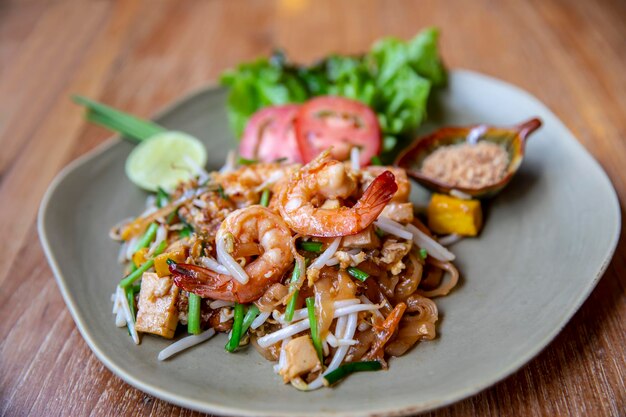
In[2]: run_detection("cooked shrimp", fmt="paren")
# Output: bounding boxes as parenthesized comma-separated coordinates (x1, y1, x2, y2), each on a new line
(170, 206, 294, 303)
(363, 166, 410, 203)
(212, 162, 300, 205)
(277, 152, 398, 237)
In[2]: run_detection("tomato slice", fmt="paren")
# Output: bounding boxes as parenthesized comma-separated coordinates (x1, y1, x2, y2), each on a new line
(239, 105, 303, 163)
(295, 96, 380, 166)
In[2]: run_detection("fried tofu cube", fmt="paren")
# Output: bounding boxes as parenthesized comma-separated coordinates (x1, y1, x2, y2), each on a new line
(135, 272, 180, 338)
(427, 193, 483, 236)
(279, 335, 322, 382)
(154, 247, 187, 277)
(342, 226, 380, 249)
(380, 202, 414, 223)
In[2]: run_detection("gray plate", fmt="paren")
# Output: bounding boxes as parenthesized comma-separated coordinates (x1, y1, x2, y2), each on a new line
(38, 70, 620, 416)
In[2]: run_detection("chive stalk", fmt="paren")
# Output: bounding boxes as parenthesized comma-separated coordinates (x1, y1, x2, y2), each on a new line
(187, 293, 202, 335)
(156, 187, 170, 208)
(119, 240, 168, 289)
(298, 241, 323, 253)
(259, 189, 270, 207)
(284, 263, 303, 322)
(419, 248, 428, 259)
(306, 297, 324, 362)
(134, 223, 158, 256)
(370, 155, 383, 166)
(241, 305, 260, 335)
(126, 287, 136, 319)
(73, 95, 166, 141)
(238, 157, 258, 165)
(225, 303, 245, 352)
(375, 227, 385, 238)
(323, 361, 382, 385)
(347, 266, 369, 282)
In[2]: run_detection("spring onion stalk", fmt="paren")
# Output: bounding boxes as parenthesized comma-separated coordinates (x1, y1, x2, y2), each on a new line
(180, 225, 193, 238)
(126, 287, 136, 319)
(298, 241, 323, 253)
(323, 361, 382, 385)
(134, 223, 158, 255)
(119, 240, 168, 289)
(238, 156, 258, 165)
(306, 297, 324, 362)
(73, 95, 166, 141)
(156, 187, 169, 208)
(284, 262, 303, 322)
(225, 303, 245, 352)
(347, 267, 369, 282)
(187, 293, 202, 335)
(241, 305, 261, 335)
(260, 189, 270, 207)
(217, 185, 228, 200)
(375, 227, 385, 238)
(370, 155, 383, 166)
(419, 248, 428, 259)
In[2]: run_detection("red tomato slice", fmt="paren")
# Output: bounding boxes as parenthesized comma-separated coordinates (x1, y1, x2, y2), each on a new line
(295, 96, 380, 166)
(239, 105, 303, 163)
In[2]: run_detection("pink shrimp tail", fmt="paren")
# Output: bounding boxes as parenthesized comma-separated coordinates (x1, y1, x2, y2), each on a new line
(170, 263, 237, 301)
(354, 170, 398, 228)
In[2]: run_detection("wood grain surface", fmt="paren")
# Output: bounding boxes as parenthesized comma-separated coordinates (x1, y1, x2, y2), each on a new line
(1, 0, 624, 416)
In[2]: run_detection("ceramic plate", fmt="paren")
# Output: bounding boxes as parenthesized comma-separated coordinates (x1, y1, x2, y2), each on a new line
(38, 70, 620, 416)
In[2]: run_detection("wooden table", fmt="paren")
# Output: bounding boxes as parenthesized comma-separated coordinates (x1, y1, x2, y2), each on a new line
(1, 0, 624, 415)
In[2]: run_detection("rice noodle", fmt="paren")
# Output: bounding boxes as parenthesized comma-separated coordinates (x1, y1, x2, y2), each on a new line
(209, 300, 234, 309)
(115, 309, 126, 327)
(417, 259, 459, 297)
(124, 236, 140, 261)
(306, 312, 359, 390)
(192, 198, 208, 209)
(273, 337, 291, 374)
(350, 147, 360, 171)
(438, 233, 464, 246)
(359, 295, 384, 321)
(309, 237, 342, 270)
(147, 225, 167, 256)
(251, 311, 271, 330)
(198, 256, 230, 274)
(273, 299, 360, 324)
(254, 170, 285, 192)
(184, 155, 211, 185)
(257, 303, 381, 348)
(117, 286, 139, 344)
(110, 217, 133, 241)
(157, 329, 216, 361)
(216, 234, 249, 284)
(220, 150, 237, 174)
(374, 217, 413, 240)
(405, 224, 455, 262)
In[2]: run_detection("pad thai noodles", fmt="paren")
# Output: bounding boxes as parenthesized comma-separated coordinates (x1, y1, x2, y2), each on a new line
(110, 150, 459, 389)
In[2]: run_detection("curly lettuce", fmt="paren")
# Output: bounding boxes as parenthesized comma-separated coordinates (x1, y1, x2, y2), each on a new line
(220, 28, 446, 158)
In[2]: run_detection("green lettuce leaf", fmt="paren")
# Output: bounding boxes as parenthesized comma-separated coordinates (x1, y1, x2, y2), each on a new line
(220, 28, 446, 156)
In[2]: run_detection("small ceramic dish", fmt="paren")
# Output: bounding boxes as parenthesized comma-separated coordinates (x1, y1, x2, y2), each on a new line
(395, 118, 542, 198)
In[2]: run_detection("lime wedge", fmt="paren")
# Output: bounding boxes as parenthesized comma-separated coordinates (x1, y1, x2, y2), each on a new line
(125, 131, 208, 191)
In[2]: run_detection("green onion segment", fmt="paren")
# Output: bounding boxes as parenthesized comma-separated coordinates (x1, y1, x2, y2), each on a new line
(188, 293, 202, 335)
(241, 305, 261, 335)
(306, 297, 324, 362)
(73, 95, 165, 142)
(225, 303, 245, 352)
(260, 189, 270, 207)
(284, 262, 303, 322)
(347, 266, 369, 282)
(323, 361, 382, 385)
(298, 241, 323, 253)
(119, 240, 168, 289)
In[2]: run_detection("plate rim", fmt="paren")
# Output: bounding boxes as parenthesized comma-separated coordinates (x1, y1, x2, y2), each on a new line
(38, 69, 622, 417)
